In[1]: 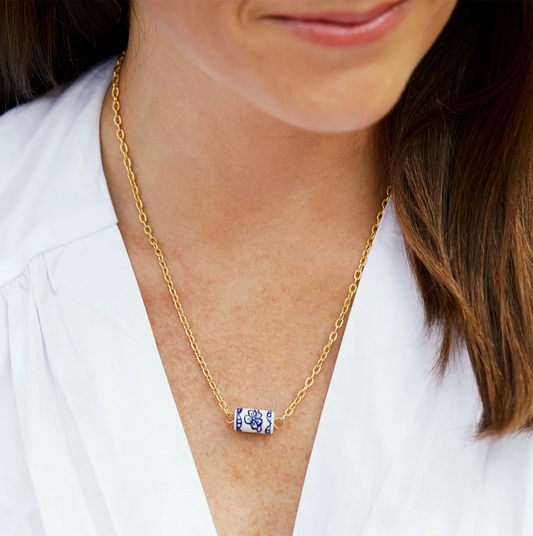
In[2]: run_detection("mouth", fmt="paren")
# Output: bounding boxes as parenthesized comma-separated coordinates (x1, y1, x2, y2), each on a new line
(261, 0, 411, 48)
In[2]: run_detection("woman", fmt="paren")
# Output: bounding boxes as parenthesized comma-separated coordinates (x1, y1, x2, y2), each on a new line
(1, 0, 532, 534)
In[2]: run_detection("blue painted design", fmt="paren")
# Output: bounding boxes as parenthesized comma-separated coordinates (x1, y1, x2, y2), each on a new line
(244, 409, 263, 433)
(236, 408, 243, 432)
(265, 410, 273, 435)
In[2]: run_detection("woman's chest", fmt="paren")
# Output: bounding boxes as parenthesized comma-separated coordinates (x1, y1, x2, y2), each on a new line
(137, 272, 346, 536)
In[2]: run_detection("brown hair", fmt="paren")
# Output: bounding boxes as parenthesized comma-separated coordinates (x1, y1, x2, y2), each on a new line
(1, 0, 532, 440)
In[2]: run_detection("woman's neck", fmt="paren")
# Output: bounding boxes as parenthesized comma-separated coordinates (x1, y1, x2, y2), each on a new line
(99, 17, 386, 263)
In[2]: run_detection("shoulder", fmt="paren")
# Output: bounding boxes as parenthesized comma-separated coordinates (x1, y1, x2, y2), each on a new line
(0, 56, 117, 164)
(0, 56, 119, 287)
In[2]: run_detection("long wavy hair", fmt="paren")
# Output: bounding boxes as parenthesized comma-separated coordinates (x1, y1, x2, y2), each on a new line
(1, 0, 532, 440)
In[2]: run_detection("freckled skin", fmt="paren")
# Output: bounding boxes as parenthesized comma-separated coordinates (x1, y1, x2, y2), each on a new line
(100, 0, 460, 534)
(131, 251, 346, 535)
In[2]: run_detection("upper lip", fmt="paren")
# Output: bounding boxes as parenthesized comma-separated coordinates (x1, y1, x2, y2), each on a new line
(263, 0, 406, 24)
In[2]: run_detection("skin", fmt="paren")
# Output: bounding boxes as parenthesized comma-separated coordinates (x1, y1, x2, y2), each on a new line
(99, 1, 459, 534)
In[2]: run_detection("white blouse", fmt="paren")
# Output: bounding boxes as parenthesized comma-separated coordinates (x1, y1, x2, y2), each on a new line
(1, 56, 532, 536)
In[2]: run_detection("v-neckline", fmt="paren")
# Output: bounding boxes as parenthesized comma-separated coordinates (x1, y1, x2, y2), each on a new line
(91, 54, 396, 536)
(105, 205, 394, 536)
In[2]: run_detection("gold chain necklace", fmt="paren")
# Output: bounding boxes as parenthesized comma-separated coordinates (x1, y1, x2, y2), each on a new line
(111, 50, 391, 434)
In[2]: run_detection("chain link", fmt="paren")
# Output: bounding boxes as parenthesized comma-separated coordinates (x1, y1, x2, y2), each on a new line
(111, 50, 391, 430)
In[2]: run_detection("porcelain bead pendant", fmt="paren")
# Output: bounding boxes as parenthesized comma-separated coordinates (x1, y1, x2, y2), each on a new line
(234, 408, 275, 435)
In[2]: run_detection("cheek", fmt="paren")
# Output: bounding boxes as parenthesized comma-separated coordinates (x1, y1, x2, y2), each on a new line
(139, 0, 249, 73)
(402, 0, 459, 63)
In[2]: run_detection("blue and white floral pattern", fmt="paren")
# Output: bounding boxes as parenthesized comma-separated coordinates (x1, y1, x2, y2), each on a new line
(233, 408, 275, 435)
(244, 409, 263, 433)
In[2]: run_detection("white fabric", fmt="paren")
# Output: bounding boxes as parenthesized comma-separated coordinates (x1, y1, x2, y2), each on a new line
(1, 56, 532, 536)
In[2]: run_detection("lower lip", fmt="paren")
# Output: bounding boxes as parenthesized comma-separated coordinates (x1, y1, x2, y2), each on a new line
(265, 0, 410, 48)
